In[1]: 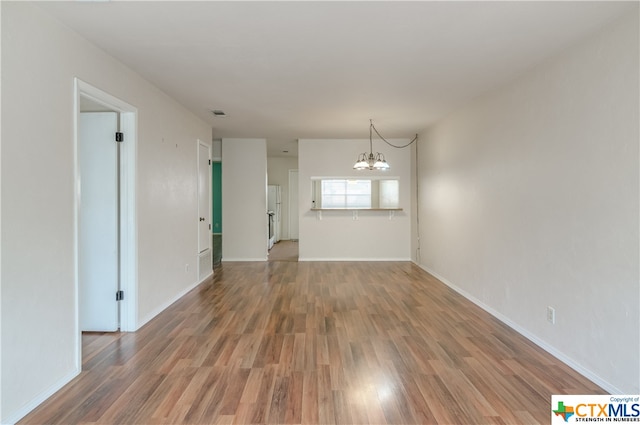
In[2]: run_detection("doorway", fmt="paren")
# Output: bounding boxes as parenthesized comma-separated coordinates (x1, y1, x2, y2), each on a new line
(212, 160, 222, 267)
(74, 79, 137, 368)
(267, 240, 299, 262)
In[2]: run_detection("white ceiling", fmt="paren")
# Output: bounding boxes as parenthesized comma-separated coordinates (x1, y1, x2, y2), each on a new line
(37, 1, 633, 157)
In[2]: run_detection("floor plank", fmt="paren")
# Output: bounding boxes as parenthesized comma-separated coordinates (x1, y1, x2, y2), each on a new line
(268, 240, 299, 262)
(19, 261, 604, 424)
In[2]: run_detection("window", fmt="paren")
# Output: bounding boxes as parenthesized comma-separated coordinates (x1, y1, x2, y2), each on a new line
(379, 179, 399, 209)
(311, 178, 400, 209)
(321, 179, 371, 209)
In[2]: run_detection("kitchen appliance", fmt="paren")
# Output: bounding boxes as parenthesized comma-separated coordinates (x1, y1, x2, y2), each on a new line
(267, 185, 281, 249)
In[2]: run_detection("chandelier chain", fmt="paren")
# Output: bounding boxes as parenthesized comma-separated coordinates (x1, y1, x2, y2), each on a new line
(370, 120, 418, 149)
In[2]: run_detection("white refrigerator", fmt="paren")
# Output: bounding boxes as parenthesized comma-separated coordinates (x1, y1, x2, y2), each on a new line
(267, 185, 281, 249)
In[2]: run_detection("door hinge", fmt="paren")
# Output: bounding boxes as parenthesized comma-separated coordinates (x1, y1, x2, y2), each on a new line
(116, 290, 124, 301)
(209, 224, 211, 230)
(115, 132, 124, 142)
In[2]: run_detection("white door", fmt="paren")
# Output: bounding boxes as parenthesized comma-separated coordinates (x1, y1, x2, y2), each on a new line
(79, 112, 119, 332)
(198, 142, 212, 279)
(198, 143, 211, 253)
(289, 169, 299, 240)
(268, 185, 281, 243)
(275, 186, 281, 243)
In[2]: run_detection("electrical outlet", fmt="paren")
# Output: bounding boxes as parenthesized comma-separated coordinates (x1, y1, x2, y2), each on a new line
(185, 264, 190, 273)
(547, 306, 556, 324)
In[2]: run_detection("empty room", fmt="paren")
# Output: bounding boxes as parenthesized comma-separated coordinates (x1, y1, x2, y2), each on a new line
(1, 1, 638, 424)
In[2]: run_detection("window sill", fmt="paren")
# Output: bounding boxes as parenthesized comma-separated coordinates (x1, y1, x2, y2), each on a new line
(310, 208, 403, 211)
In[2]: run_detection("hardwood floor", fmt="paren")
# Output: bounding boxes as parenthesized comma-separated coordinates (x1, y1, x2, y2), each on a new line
(19, 262, 603, 424)
(268, 241, 299, 262)
(212, 234, 222, 268)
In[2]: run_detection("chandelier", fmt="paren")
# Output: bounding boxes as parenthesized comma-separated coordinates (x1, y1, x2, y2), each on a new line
(353, 120, 417, 170)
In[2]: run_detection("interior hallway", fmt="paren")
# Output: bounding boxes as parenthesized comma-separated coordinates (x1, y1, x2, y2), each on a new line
(268, 240, 299, 262)
(213, 238, 299, 266)
(19, 261, 602, 424)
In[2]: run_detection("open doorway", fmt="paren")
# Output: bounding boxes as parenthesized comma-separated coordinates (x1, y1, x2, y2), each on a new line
(74, 79, 137, 368)
(266, 157, 298, 260)
(267, 240, 298, 262)
(212, 160, 222, 267)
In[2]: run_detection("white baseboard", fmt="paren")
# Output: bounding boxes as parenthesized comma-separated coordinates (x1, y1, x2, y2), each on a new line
(136, 277, 209, 331)
(413, 261, 622, 394)
(221, 258, 267, 262)
(299, 257, 412, 262)
(3, 368, 80, 425)
(199, 271, 213, 284)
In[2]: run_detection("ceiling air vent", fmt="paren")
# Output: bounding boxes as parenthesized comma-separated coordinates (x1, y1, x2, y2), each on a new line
(211, 110, 227, 117)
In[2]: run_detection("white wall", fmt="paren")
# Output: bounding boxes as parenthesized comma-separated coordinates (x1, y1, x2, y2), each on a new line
(1, 3, 211, 423)
(416, 12, 639, 393)
(267, 156, 298, 240)
(299, 139, 412, 261)
(0, 3, 4, 422)
(212, 139, 222, 160)
(222, 139, 268, 261)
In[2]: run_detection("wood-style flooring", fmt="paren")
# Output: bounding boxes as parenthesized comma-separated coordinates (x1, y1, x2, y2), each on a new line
(212, 234, 222, 268)
(268, 241, 299, 262)
(19, 261, 603, 424)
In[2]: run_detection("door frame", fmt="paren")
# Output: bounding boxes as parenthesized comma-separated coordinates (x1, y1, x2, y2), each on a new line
(74, 79, 138, 368)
